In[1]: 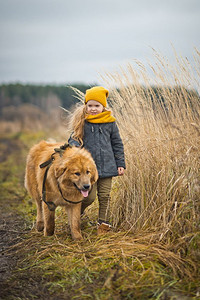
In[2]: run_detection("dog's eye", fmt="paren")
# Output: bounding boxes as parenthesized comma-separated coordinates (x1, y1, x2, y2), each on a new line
(75, 172, 81, 176)
(86, 170, 90, 174)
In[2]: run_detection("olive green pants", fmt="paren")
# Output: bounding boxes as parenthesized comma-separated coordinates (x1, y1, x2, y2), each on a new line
(81, 177, 112, 222)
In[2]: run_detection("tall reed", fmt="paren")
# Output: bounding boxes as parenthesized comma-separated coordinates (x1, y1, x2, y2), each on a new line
(99, 48, 200, 244)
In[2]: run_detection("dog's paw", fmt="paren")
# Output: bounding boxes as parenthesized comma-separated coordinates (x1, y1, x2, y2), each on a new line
(44, 228, 54, 236)
(36, 221, 44, 232)
(72, 232, 83, 240)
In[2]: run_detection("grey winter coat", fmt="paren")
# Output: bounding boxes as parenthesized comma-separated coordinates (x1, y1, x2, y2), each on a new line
(68, 121, 126, 178)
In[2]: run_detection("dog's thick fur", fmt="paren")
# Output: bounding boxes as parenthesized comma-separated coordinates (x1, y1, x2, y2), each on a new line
(25, 141, 98, 240)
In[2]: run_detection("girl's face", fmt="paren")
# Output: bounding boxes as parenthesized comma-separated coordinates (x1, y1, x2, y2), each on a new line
(86, 100, 104, 115)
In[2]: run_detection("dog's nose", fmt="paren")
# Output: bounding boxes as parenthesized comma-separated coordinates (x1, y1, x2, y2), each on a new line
(83, 184, 90, 190)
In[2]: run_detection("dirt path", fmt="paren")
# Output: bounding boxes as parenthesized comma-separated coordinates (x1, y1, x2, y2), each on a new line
(0, 137, 57, 300)
(0, 209, 56, 300)
(0, 137, 28, 298)
(0, 211, 26, 297)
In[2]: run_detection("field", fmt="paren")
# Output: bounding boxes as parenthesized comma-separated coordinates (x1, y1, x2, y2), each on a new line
(0, 49, 200, 299)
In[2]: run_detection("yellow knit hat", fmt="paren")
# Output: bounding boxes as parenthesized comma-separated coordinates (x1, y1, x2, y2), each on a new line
(85, 86, 109, 107)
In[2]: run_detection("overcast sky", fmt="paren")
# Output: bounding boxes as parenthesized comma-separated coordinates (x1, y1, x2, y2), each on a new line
(0, 0, 199, 85)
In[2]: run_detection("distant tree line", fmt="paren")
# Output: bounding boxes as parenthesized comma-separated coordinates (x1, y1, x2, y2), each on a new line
(0, 83, 91, 115)
(0, 83, 199, 117)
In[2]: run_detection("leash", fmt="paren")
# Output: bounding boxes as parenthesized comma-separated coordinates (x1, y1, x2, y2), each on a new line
(40, 143, 84, 211)
(41, 162, 56, 211)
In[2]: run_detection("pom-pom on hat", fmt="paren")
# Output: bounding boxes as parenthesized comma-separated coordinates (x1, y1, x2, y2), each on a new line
(85, 86, 109, 107)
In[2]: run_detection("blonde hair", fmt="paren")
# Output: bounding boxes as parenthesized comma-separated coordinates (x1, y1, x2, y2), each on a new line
(67, 104, 87, 145)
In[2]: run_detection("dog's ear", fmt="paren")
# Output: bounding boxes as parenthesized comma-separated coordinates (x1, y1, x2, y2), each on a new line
(91, 165, 98, 184)
(54, 166, 66, 178)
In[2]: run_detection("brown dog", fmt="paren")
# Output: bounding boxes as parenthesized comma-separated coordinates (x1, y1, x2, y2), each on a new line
(25, 141, 98, 240)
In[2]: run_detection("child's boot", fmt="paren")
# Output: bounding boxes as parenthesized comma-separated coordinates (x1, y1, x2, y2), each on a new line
(97, 220, 111, 235)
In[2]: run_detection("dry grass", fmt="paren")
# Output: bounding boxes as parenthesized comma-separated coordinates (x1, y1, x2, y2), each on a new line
(4, 206, 196, 297)
(96, 49, 200, 248)
(5, 210, 198, 298)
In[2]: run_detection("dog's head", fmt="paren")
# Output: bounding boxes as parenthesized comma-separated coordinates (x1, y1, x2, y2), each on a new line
(54, 147, 98, 198)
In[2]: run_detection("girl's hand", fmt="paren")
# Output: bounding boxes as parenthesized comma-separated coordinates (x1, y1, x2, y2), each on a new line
(118, 167, 125, 176)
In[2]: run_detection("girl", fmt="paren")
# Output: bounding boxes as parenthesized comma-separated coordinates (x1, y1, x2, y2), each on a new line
(68, 86, 125, 235)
